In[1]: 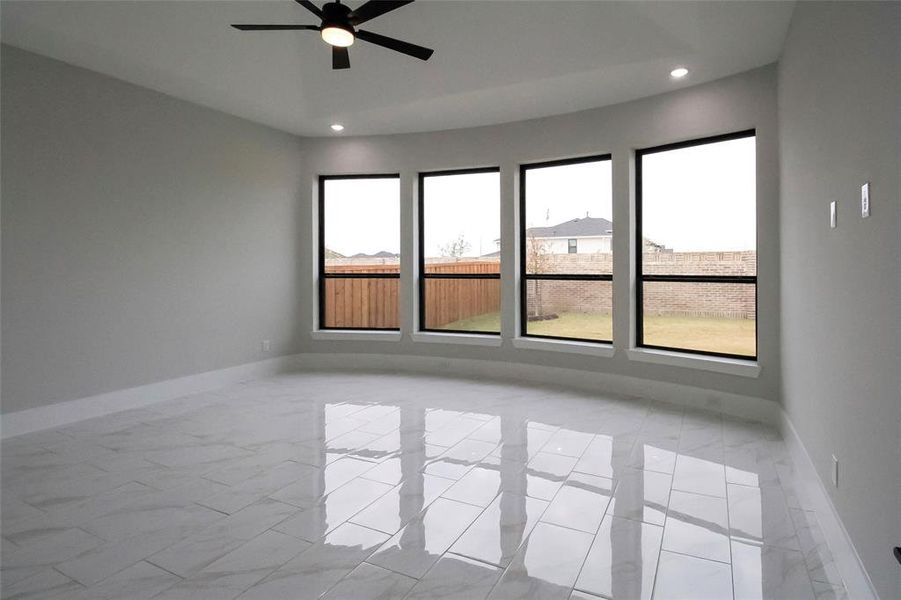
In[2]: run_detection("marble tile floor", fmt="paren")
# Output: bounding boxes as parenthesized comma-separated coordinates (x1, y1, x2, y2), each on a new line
(0, 371, 848, 599)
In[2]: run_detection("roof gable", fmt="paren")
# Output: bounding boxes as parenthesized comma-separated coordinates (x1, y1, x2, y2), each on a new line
(526, 217, 613, 238)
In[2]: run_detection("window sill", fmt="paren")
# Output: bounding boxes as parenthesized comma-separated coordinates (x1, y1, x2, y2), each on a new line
(311, 330, 402, 342)
(512, 336, 615, 357)
(627, 348, 760, 378)
(412, 332, 503, 347)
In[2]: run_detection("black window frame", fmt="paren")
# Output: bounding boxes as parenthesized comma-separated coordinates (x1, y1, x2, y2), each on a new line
(519, 154, 614, 344)
(318, 173, 401, 331)
(635, 129, 758, 360)
(418, 166, 502, 335)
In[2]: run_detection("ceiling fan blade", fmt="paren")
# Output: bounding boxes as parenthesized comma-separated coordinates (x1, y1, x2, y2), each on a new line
(332, 46, 350, 70)
(294, 0, 323, 18)
(355, 29, 433, 61)
(349, 1, 414, 25)
(232, 24, 319, 31)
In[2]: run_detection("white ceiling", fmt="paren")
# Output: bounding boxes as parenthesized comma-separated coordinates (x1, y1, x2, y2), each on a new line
(1, 1, 795, 137)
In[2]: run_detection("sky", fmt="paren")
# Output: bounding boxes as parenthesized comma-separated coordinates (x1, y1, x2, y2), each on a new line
(422, 171, 500, 259)
(524, 160, 613, 231)
(323, 178, 400, 256)
(322, 135, 756, 257)
(642, 136, 756, 251)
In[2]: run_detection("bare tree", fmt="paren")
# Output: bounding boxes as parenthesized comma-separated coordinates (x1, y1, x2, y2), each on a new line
(526, 232, 552, 317)
(439, 233, 471, 259)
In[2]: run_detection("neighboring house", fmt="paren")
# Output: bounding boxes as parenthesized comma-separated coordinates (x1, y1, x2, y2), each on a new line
(526, 217, 613, 254)
(350, 250, 399, 259)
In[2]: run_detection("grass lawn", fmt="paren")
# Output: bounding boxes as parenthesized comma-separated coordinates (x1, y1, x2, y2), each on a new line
(439, 312, 755, 357)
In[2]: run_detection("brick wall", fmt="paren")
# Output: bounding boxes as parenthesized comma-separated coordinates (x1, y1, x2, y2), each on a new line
(529, 251, 756, 319)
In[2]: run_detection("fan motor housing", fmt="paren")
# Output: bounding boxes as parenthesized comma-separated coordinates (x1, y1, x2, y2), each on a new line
(321, 2, 354, 30)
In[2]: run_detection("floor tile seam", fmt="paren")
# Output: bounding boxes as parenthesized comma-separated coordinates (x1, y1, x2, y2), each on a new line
(351, 487, 482, 536)
(430, 491, 520, 562)
(571, 584, 613, 600)
(729, 536, 805, 553)
(260, 460, 387, 512)
(481, 488, 587, 599)
(140, 558, 186, 582)
(449, 485, 557, 591)
(669, 483, 727, 500)
(723, 480, 801, 550)
(199, 521, 314, 577)
(647, 473, 674, 600)
(359, 558, 423, 583)
(567, 516, 609, 600)
(48, 565, 88, 590)
(5, 495, 51, 517)
(278, 475, 399, 541)
(724, 459, 739, 600)
(536, 514, 605, 538)
(301, 536, 404, 600)
(660, 545, 733, 567)
(190, 500, 232, 516)
(436, 488, 501, 511)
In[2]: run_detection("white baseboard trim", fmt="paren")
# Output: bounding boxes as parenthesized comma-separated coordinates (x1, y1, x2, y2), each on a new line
(294, 352, 781, 425)
(779, 411, 879, 600)
(1, 354, 304, 439)
(294, 352, 875, 597)
(1, 349, 873, 598)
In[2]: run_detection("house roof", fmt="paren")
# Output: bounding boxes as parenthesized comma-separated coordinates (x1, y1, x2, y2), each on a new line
(351, 251, 399, 259)
(526, 217, 613, 238)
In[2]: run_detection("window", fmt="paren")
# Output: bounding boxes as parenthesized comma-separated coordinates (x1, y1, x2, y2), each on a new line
(636, 130, 756, 359)
(419, 168, 501, 334)
(319, 174, 400, 330)
(520, 155, 613, 343)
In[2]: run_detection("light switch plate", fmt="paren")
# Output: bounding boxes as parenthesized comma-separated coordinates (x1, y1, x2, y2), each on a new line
(861, 182, 870, 218)
(830, 201, 837, 229)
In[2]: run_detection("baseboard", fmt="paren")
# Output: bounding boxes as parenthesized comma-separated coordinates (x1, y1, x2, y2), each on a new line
(780, 411, 879, 599)
(294, 352, 782, 425)
(0, 354, 304, 439)
(1, 350, 873, 597)
(295, 351, 875, 597)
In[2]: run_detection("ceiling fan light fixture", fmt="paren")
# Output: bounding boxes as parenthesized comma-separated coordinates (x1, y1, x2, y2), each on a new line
(321, 24, 354, 47)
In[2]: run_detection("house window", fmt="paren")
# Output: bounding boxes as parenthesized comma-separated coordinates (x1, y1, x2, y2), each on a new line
(636, 130, 757, 359)
(319, 174, 400, 330)
(419, 168, 501, 334)
(520, 155, 613, 343)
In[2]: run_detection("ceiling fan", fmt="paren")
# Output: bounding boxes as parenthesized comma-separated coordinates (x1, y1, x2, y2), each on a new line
(231, 0, 434, 70)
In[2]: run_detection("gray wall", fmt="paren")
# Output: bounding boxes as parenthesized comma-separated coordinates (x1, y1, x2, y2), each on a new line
(301, 66, 780, 403)
(778, 3, 901, 598)
(1, 46, 306, 413)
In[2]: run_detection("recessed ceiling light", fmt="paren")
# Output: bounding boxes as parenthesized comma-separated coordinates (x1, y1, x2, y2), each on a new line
(330, 123, 345, 132)
(670, 67, 689, 79)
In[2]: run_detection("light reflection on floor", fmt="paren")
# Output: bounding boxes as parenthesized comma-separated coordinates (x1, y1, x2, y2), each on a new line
(0, 372, 845, 599)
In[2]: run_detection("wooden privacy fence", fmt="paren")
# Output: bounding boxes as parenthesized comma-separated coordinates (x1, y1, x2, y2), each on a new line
(323, 261, 500, 328)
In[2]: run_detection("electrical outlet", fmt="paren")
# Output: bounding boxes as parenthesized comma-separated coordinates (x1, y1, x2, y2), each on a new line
(830, 201, 837, 229)
(261, 339, 271, 353)
(861, 182, 870, 218)
(831, 454, 839, 487)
